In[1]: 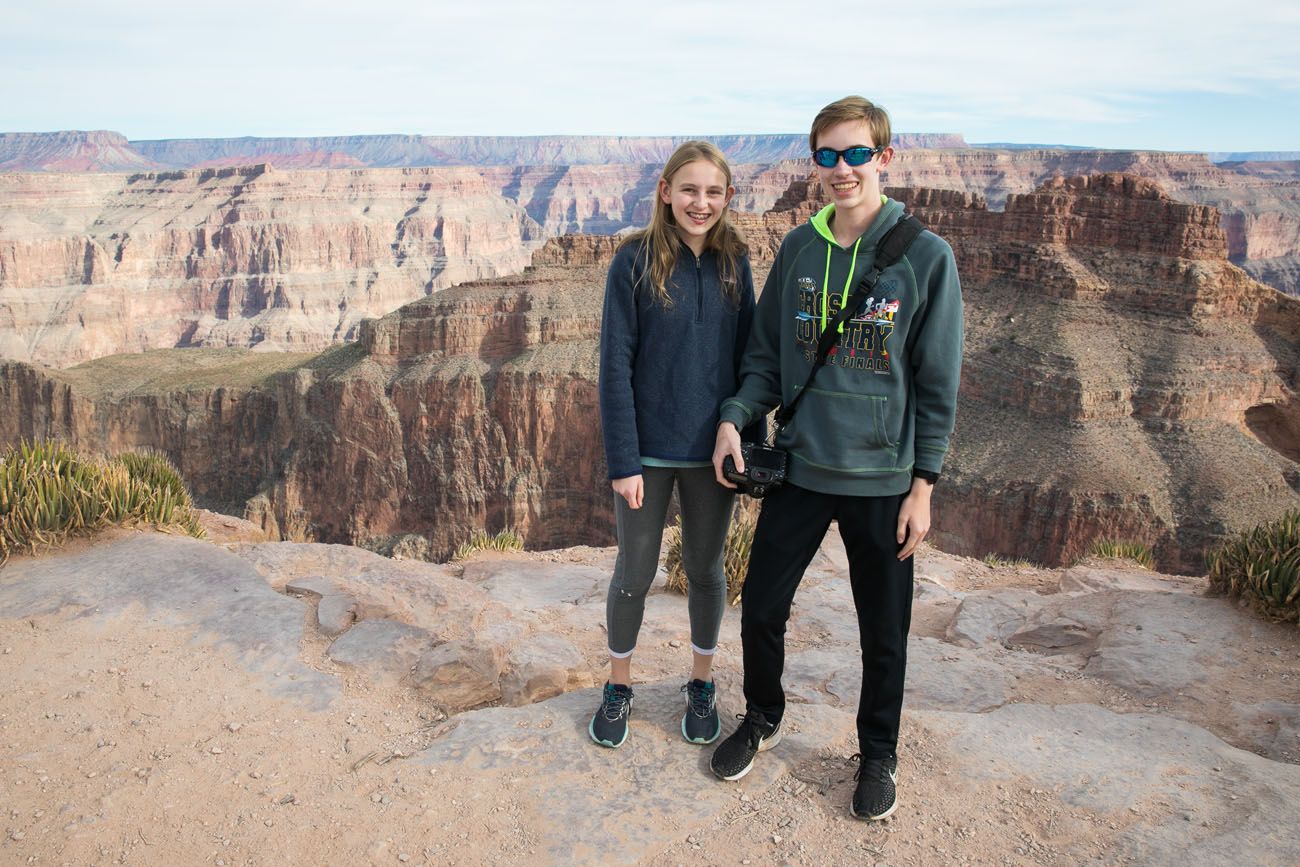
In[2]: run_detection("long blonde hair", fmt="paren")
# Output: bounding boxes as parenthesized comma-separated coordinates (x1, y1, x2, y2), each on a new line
(620, 140, 749, 307)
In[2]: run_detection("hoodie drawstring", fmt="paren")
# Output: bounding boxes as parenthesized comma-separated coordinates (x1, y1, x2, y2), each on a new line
(819, 236, 862, 337)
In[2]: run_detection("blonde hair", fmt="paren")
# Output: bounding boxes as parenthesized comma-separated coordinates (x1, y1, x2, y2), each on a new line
(620, 140, 748, 307)
(809, 96, 892, 152)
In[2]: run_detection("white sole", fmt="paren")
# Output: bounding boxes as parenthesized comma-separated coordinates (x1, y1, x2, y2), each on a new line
(851, 798, 898, 821)
(713, 725, 782, 781)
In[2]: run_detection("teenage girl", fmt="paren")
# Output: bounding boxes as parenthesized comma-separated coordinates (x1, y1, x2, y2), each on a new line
(591, 140, 755, 748)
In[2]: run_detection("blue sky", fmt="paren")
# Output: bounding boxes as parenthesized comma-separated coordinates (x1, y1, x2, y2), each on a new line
(2, 0, 1297, 152)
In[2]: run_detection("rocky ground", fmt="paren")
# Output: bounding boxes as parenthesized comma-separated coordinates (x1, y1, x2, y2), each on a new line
(1, 515, 1298, 866)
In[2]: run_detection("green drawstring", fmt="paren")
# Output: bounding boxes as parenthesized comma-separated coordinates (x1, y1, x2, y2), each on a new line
(819, 237, 862, 336)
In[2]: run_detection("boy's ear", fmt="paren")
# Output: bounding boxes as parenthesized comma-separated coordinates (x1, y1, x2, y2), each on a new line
(877, 146, 895, 169)
(658, 178, 672, 204)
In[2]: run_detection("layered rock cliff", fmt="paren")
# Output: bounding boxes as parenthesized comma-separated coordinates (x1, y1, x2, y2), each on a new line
(746, 174, 1300, 572)
(4, 176, 1298, 571)
(5, 148, 1299, 373)
(0, 131, 159, 172)
(0, 131, 968, 172)
(0, 165, 544, 366)
(0, 239, 613, 556)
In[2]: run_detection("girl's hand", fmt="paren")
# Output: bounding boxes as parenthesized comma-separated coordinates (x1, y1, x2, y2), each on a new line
(612, 475, 644, 510)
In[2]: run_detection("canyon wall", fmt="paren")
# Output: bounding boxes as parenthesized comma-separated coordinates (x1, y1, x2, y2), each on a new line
(5, 148, 1299, 373)
(4, 176, 1298, 572)
(0, 165, 544, 366)
(740, 174, 1300, 572)
(0, 131, 968, 172)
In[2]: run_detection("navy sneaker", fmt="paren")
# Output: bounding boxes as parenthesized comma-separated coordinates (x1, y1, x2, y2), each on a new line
(850, 753, 898, 821)
(588, 682, 634, 748)
(709, 709, 782, 780)
(680, 679, 721, 744)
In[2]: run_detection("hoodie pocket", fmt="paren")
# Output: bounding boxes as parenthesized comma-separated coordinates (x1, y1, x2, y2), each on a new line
(779, 386, 897, 474)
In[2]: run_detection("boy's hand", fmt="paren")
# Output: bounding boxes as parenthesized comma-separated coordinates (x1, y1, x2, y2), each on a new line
(712, 422, 743, 488)
(612, 475, 644, 510)
(896, 477, 934, 560)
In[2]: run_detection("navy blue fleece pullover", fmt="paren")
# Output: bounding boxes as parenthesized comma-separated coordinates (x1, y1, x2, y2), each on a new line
(599, 240, 756, 480)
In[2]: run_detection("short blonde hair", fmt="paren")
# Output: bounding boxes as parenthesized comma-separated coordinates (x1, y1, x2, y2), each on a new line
(809, 96, 892, 152)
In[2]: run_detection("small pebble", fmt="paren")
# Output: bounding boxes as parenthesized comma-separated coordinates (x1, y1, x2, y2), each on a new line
(399, 856, 410, 863)
(772, 834, 783, 844)
(210, 746, 224, 755)
(10, 831, 25, 841)
(669, 639, 682, 648)
(227, 722, 242, 733)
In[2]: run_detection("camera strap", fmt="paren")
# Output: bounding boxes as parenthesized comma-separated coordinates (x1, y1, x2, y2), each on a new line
(774, 213, 925, 432)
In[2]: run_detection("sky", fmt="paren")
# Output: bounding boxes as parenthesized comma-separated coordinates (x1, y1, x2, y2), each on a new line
(2, 0, 1298, 153)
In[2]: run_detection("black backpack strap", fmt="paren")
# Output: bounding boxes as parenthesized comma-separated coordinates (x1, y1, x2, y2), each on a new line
(774, 214, 926, 430)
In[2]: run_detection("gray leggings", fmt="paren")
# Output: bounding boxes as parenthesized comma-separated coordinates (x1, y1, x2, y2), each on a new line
(606, 465, 735, 657)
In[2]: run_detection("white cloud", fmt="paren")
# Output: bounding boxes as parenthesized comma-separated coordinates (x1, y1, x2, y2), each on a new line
(2, 0, 1297, 148)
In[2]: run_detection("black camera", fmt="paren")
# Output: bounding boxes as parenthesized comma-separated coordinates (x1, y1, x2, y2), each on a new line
(722, 442, 788, 498)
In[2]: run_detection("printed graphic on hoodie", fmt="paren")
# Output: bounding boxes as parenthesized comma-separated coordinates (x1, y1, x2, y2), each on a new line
(794, 279, 900, 374)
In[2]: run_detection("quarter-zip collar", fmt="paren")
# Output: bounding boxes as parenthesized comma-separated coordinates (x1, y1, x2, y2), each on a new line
(678, 238, 710, 324)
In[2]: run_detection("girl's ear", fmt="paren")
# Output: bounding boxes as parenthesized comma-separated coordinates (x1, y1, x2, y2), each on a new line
(658, 177, 672, 204)
(724, 184, 735, 207)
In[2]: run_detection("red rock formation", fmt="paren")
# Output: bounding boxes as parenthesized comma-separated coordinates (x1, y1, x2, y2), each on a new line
(0, 165, 544, 366)
(4, 176, 1298, 572)
(0, 131, 160, 172)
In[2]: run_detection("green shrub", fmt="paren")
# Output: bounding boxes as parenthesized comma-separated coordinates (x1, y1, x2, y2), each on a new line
(664, 503, 757, 606)
(1088, 539, 1155, 569)
(0, 440, 204, 563)
(452, 527, 523, 561)
(982, 552, 1034, 569)
(1207, 510, 1300, 623)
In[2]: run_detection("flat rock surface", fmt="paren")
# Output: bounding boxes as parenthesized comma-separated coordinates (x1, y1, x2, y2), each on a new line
(1, 529, 1298, 865)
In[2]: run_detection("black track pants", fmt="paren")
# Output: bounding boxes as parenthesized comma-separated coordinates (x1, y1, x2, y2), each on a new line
(740, 482, 913, 758)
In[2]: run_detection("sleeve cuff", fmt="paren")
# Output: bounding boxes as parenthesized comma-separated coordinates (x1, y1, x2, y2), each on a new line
(912, 468, 940, 484)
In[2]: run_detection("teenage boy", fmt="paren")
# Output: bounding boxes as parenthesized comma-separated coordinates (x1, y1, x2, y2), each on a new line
(708, 96, 963, 821)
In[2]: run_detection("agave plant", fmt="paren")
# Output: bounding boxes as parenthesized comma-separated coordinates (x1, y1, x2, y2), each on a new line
(1088, 539, 1155, 569)
(0, 440, 204, 564)
(1207, 510, 1300, 623)
(664, 501, 757, 606)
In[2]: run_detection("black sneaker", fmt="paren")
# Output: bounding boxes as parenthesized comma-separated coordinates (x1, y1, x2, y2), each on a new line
(709, 709, 782, 780)
(588, 682, 634, 748)
(681, 679, 721, 744)
(850, 753, 898, 821)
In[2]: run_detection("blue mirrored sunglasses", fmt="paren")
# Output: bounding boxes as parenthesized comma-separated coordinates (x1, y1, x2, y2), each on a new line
(811, 145, 884, 168)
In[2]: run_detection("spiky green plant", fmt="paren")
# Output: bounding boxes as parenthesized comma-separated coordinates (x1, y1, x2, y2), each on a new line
(664, 503, 757, 606)
(982, 552, 1035, 569)
(0, 440, 204, 564)
(1207, 510, 1300, 623)
(112, 450, 203, 536)
(1088, 539, 1155, 569)
(451, 527, 523, 561)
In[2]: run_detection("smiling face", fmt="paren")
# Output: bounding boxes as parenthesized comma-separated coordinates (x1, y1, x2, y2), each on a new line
(813, 119, 894, 217)
(659, 158, 734, 256)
